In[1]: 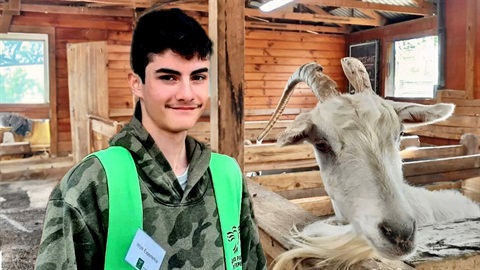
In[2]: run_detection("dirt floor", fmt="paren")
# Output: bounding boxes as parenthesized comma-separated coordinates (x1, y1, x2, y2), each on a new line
(0, 179, 57, 270)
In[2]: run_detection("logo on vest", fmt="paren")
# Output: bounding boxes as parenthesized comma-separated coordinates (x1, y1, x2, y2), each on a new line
(227, 226, 241, 269)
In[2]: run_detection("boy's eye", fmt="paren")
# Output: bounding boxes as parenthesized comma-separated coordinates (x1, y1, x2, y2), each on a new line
(159, 75, 176, 81)
(192, 75, 207, 81)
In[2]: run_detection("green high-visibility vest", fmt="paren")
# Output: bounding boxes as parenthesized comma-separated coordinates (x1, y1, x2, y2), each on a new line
(87, 146, 242, 270)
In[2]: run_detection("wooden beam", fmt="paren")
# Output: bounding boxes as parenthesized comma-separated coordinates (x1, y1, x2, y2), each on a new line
(465, 0, 477, 99)
(246, 8, 381, 26)
(0, 3, 134, 17)
(302, 4, 350, 32)
(209, 0, 245, 167)
(296, 0, 434, 16)
(0, 0, 20, 33)
(67, 0, 151, 8)
(245, 21, 348, 34)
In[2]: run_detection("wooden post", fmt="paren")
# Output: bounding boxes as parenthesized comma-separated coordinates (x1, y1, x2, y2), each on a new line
(465, 0, 477, 99)
(208, 0, 245, 169)
(460, 133, 479, 155)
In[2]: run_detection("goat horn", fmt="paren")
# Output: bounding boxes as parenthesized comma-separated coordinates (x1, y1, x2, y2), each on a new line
(256, 62, 339, 143)
(340, 57, 374, 93)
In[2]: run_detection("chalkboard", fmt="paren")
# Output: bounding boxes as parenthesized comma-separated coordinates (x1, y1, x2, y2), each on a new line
(348, 40, 380, 95)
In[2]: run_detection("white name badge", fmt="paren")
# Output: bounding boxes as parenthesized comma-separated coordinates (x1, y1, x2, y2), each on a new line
(125, 229, 166, 270)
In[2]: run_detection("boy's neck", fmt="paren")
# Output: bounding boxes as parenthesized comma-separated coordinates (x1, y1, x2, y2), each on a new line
(142, 119, 189, 175)
(153, 129, 189, 176)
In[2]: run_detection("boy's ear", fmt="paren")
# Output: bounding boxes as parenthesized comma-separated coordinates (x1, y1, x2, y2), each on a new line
(128, 72, 143, 98)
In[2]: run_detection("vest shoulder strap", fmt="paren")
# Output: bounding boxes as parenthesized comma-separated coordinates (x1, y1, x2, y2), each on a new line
(87, 146, 142, 270)
(209, 153, 243, 270)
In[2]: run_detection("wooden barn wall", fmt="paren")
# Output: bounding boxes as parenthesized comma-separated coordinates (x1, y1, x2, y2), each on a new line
(347, 16, 438, 97)
(244, 30, 346, 121)
(7, 12, 133, 156)
(5, 11, 346, 156)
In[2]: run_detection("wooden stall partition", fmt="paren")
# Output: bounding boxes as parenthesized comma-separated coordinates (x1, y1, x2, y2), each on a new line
(67, 41, 109, 163)
(246, 134, 479, 215)
(406, 89, 480, 144)
(248, 179, 480, 270)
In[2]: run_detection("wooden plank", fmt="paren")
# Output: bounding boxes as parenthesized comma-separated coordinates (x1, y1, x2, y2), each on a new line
(291, 196, 334, 217)
(245, 21, 347, 34)
(246, 47, 345, 58)
(0, 142, 31, 156)
(408, 219, 480, 268)
(250, 170, 323, 192)
(0, 3, 134, 17)
(245, 143, 314, 164)
(90, 118, 121, 138)
(404, 154, 480, 177)
(437, 89, 467, 99)
(406, 168, 480, 186)
(209, 0, 244, 166)
(0, 159, 73, 182)
(245, 159, 318, 172)
(245, 30, 346, 43)
(401, 145, 466, 160)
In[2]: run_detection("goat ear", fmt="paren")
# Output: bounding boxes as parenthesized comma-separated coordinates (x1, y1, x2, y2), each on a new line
(387, 101, 455, 128)
(277, 113, 313, 147)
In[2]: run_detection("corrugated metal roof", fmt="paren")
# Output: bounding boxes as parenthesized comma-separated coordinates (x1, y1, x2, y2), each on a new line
(321, 0, 436, 24)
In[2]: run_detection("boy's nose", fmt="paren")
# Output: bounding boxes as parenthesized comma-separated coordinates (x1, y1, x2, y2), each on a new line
(176, 82, 194, 101)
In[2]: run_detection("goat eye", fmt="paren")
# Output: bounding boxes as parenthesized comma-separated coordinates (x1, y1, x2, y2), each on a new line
(315, 141, 332, 153)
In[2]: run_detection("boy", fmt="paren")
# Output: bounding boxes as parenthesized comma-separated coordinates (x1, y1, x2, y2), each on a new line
(36, 8, 266, 270)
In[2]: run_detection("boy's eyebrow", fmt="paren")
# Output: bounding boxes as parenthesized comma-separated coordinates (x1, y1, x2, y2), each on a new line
(191, 67, 209, 75)
(154, 67, 209, 76)
(155, 68, 181, 75)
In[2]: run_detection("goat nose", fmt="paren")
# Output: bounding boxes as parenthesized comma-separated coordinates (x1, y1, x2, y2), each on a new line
(379, 221, 416, 252)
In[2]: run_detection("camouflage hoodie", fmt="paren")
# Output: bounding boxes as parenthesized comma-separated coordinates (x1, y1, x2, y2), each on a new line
(36, 109, 267, 270)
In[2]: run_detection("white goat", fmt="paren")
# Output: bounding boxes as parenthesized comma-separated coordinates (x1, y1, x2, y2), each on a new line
(256, 58, 480, 269)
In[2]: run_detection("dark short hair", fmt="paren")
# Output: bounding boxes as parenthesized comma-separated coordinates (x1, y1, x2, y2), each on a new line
(130, 8, 213, 83)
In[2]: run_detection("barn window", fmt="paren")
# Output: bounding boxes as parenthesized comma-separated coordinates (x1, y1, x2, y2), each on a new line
(388, 35, 439, 98)
(0, 33, 50, 104)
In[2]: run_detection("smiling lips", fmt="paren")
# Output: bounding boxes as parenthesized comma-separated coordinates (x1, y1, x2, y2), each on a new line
(166, 104, 202, 110)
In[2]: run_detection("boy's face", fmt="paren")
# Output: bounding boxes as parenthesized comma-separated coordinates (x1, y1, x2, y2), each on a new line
(131, 49, 210, 134)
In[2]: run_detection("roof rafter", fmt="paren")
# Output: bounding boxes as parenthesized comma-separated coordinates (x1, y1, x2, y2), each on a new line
(245, 8, 381, 26)
(245, 21, 348, 34)
(296, 0, 435, 16)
